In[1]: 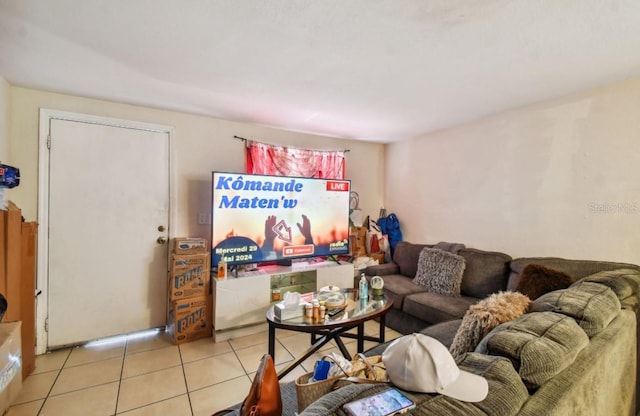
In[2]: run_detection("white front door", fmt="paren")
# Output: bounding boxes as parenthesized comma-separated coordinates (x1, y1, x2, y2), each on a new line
(40, 111, 173, 349)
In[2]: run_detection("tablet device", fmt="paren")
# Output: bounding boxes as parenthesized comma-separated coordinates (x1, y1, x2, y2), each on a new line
(343, 388, 415, 416)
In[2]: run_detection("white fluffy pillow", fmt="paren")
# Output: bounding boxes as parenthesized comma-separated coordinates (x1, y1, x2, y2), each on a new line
(449, 291, 531, 358)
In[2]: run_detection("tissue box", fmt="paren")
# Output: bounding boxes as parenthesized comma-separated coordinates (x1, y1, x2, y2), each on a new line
(274, 302, 304, 321)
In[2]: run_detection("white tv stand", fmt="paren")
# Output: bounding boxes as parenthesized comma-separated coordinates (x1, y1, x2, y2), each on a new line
(212, 261, 355, 342)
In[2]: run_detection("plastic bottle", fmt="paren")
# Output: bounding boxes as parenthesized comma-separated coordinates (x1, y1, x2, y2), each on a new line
(304, 303, 313, 322)
(217, 259, 227, 279)
(271, 286, 281, 302)
(359, 273, 368, 301)
(312, 300, 320, 323)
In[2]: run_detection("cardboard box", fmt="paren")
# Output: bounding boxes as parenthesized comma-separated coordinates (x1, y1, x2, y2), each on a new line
(174, 238, 208, 255)
(168, 295, 212, 344)
(19, 222, 37, 379)
(1, 202, 36, 379)
(0, 322, 22, 414)
(169, 253, 211, 300)
(370, 252, 385, 264)
(350, 226, 367, 257)
(0, 202, 22, 322)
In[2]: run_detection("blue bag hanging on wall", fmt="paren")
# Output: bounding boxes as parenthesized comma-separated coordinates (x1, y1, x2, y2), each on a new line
(0, 163, 20, 189)
(377, 213, 403, 255)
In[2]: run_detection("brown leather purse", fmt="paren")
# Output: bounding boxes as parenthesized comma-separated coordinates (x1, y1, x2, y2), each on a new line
(213, 354, 282, 416)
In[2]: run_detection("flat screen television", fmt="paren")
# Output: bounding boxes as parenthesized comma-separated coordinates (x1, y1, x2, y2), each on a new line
(211, 171, 351, 267)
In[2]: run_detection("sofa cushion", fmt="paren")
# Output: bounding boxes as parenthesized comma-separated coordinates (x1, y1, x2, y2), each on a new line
(298, 383, 391, 416)
(445, 353, 529, 416)
(475, 311, 589, 390)
(401, 353, 529, 416)
(364, 319, 464, 357)
(449, 291, 530, 358)
(508, 257, 640, 291)
(403, 292, 478, 325)
(458, 248, 511, 299)
(380, 274, 426, 310)
(413, 248, 466, 296)
(420, 319, 463, 348)
(531, 282, 621, 337)
(392, 241, 433, 278)
(300, 353, 529, 416)
(383, 308, 432, 335)
(433, 241, 466, 253)
(515, 264, 573, 300)
(574, 268, 640, 301)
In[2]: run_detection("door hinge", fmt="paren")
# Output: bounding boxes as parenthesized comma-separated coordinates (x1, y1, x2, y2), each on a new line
(47, 134, 51, 149)
(45, 317, 49, 332)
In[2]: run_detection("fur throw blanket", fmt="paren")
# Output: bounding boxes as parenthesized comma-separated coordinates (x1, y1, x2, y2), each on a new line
(450, 291, 531, 358)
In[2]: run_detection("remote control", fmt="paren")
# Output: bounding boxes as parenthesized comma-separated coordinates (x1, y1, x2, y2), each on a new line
(328, 307, 345, 317)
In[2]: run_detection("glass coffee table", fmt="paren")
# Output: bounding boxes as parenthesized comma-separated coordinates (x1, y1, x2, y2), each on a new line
(266, 289, 393, 380)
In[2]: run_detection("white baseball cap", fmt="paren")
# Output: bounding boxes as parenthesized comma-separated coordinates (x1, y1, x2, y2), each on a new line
(382, 333, 489, 402)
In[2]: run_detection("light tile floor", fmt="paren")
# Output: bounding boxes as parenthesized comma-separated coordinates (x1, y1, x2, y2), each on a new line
(7, 321, 402, 416)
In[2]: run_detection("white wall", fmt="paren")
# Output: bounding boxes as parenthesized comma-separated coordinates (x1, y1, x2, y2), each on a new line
(0, 76, 9, 162)
(385, 76, 640, 266)
(0, 75, 9, 207)
(9, 87, 385, 238)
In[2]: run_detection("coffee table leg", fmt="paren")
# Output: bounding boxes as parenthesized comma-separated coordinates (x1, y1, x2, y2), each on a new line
(277, 332, 336, 379)
(334, 336, 352, 361)
(379, 314, 386, 343)
(268, 322, 276, 360)
(357, 323, 365, 353)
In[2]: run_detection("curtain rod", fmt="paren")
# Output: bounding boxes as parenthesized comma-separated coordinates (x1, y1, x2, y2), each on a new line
(233, 135, 350, 153)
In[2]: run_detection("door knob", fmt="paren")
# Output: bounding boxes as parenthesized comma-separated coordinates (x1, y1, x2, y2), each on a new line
(157, 236, 167, 244)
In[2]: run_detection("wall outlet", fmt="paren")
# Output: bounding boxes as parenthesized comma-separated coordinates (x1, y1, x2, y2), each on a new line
(198, 212, 210, 225)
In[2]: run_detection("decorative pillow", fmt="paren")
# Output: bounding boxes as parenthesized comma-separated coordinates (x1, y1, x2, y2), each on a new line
(531, 282, 621, 337)
(412, 248, 466, 296)
(475, 311, 589, 389)
(449, 291, 531, 358)
(515, 264, 573, 300)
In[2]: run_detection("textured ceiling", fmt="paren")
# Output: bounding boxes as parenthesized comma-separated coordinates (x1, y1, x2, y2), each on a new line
(1, 1, 640, 142)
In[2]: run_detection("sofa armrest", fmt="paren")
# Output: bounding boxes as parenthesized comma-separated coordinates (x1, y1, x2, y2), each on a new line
(364, 263, 400, 276)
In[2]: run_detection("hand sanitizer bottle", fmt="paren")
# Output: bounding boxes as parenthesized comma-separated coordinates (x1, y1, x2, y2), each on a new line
(359, 273, 368, 301)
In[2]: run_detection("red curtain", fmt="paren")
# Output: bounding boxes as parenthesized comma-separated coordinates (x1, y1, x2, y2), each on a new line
(245, 140, 345, 179)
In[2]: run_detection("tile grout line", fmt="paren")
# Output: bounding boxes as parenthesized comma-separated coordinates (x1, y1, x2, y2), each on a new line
(112, 335, 130, 415)
(36, 348, 73, 416)
(228, 339, 253, 382)
(177, 342, 196, 416)
(114, 333, 187, 414)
